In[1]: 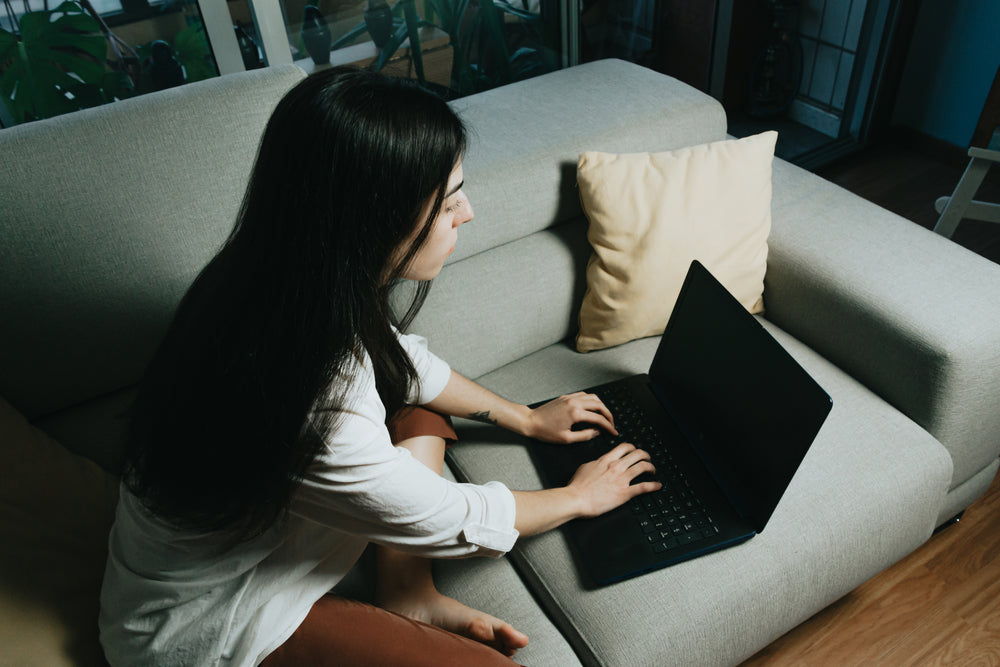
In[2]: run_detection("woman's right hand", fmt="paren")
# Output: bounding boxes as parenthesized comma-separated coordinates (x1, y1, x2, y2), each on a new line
(567, 442, 661, 518)
(512, 443, 661, 536)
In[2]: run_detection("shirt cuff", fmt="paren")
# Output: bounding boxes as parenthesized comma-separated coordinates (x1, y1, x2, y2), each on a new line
(460, 481, 519, 557)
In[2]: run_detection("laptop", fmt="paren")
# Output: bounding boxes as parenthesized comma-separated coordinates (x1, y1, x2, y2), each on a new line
(528, 260, 833, 585)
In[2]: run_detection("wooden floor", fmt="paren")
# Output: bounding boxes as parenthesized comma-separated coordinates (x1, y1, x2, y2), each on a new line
(815, 134, 1000, 265)
(743, 473, 1000, 665)
(741, 137, 1000, 665)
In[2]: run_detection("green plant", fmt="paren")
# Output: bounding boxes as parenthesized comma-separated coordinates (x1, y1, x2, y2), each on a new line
(0, 0, 134, 125)
(170, 21, 215, 82)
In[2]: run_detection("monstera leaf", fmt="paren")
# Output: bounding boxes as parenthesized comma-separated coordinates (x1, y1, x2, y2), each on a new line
(174, 22, 214, 83)
(0, 1, 108, 123)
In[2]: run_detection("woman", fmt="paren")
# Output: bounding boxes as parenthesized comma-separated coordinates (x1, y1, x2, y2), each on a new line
(99, 66, 660, 666)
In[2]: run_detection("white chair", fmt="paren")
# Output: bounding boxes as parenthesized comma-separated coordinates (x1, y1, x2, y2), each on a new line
(933, 146, 1000, 238)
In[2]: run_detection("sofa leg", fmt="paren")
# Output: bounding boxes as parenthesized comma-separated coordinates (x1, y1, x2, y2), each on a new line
(933, 511, 965, 534)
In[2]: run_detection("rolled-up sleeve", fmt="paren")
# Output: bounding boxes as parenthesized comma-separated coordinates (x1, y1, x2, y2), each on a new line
(291, 359, 518, 559)
(397, 331, 451, 404)
(293, 428, 518, 558)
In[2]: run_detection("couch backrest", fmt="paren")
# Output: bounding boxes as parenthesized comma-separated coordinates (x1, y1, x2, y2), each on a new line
(0, 65, 307, 421)
(0, 59, 724, 469)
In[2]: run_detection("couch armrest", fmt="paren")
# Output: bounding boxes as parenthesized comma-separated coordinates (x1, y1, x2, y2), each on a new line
(764, 161, 1000, 490)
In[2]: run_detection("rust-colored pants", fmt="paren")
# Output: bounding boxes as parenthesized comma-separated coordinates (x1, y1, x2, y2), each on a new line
(260, 595, 521, 666)
(261, 407, 521, 667)
(387, 405, 458, 446)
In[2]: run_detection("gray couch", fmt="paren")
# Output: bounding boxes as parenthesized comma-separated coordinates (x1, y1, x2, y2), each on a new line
(2, 59, 999, 667)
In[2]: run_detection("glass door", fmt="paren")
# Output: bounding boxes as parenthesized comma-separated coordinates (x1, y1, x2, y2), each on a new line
(721, 0, 905, 168)
(2, 0, 668, 126)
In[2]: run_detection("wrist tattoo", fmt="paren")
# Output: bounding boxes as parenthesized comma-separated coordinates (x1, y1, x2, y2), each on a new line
(468, 410, 498, 426)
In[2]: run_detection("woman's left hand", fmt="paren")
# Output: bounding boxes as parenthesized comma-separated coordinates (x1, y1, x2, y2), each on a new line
(524, 392, 618, 444)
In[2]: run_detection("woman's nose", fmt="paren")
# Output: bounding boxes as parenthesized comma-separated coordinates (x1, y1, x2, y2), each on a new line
(456, 194, 473, 226)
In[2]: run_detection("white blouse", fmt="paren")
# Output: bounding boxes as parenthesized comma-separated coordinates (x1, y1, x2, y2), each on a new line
(99, 332, 519, 667)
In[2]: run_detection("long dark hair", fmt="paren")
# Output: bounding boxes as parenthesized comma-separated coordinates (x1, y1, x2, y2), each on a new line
(123, 67, 467, 540)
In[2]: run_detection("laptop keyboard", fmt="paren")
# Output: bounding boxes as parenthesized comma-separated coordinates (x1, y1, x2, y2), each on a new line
(596, 384, 721, 554)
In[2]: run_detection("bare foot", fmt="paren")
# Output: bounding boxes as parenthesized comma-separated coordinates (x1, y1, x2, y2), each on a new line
(379, 588, 529, 657)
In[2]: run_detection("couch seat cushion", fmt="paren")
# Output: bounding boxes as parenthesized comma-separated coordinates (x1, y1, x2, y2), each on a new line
(445, 321, 952, 666)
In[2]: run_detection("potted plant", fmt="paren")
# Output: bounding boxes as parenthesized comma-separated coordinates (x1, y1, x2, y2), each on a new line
(0, 0, 137, 126)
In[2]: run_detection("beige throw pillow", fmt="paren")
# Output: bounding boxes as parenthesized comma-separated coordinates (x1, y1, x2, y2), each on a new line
(575, 131, 776, 352)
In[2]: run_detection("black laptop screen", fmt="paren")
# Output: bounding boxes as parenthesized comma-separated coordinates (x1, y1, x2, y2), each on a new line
(649, 261, 832, 531)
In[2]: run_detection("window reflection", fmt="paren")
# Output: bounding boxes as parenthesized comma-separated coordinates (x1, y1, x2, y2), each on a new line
(277, 0, 560, 99)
